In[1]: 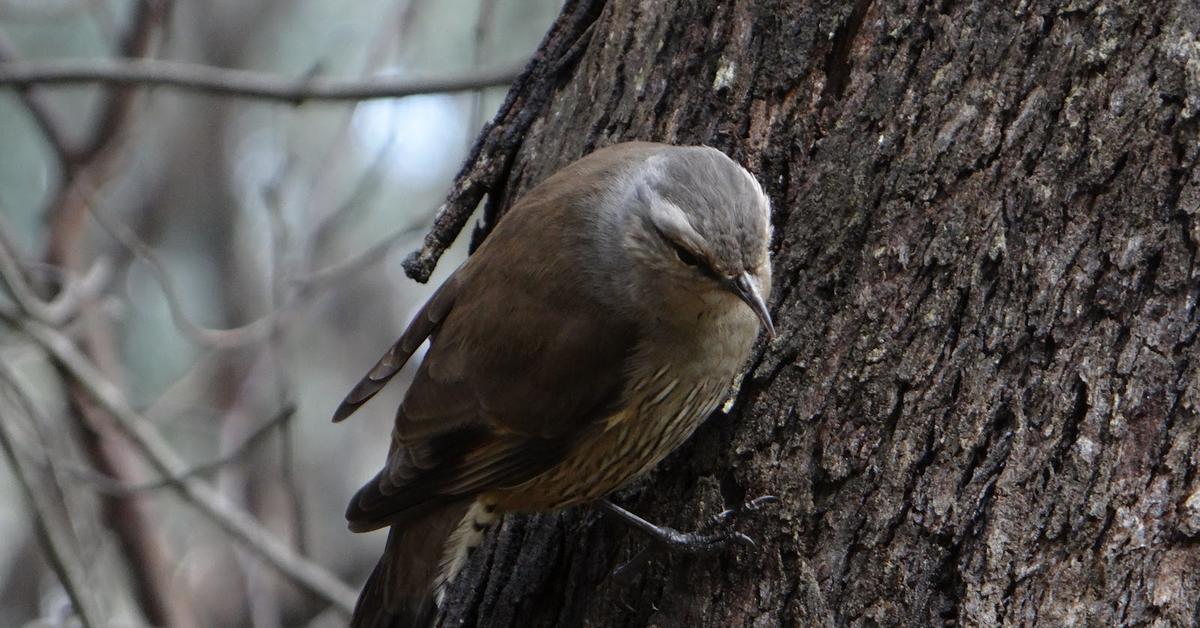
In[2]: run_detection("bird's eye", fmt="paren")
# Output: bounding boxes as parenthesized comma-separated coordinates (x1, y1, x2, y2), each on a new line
(671, 242, 704, 268)
(654, 226, 717, 277)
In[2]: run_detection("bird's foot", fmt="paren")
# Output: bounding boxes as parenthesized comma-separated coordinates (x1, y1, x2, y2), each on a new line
(598, 496, 778, 578)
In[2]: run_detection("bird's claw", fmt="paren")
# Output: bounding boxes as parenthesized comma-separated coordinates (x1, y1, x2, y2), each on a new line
(707, 495, 780, 528)
(601, 495, 778, 580)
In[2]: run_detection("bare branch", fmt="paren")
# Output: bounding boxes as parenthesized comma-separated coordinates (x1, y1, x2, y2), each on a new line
(35, 6, 197, 624)
(5, 312, 359, 614)
(0, 30, 76, 166)
(0, 363, 104, 628)
(261, 172, 308, 557)
(0, 0, 99, 21)
(60, 405, 296, 496)
(0, 213, 111, 325)
(0, 57, 526, 103)
(401, 1, 600, 282)
(294, 223, 426, 294)
(0, 216, 69, 320)
(309, 133, 396, 253)
(86, 202, 277, 348)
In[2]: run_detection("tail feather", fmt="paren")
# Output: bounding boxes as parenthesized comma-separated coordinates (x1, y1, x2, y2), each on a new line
(351, 502, 471, 628)
(351, 556, 435, 628)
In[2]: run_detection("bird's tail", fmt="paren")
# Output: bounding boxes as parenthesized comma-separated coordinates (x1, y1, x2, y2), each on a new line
(350, 501, 471, 628)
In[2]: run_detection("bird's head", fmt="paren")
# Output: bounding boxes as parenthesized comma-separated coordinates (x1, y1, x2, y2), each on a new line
(605, 146, 774, 339)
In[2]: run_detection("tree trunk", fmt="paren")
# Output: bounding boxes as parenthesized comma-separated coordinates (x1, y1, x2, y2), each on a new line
(439, 0, 1200, 625)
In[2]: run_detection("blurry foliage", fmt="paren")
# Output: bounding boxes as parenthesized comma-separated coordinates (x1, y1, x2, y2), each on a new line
(0, 0, 560, 626)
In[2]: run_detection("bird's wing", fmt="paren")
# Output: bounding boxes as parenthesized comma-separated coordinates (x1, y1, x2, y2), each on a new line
(342, 156, 645, 530)
(331, 276, 459, 423)
(345, 262, 637, 529)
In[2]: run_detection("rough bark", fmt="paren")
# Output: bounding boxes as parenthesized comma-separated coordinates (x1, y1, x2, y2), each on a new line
(439, 1, 1200, 625)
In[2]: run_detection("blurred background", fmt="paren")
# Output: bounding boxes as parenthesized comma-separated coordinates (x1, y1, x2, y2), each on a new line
(0, 0, 561, 626)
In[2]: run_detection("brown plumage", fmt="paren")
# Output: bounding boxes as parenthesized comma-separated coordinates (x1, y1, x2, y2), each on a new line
(336, 142, 773, 627)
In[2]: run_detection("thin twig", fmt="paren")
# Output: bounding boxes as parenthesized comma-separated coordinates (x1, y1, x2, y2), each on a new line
(295, 1, 420, 349)
(303, 0, 410, 257)
(0, 57, 526, 103)
(0, 364, 104, 628)
(86, 201, 277, 348)
(0, 30, 76, 167)
(81, 0, 169, 165)
(294, 222, 427, 294)
(309, 133, 397, 254)
(35, 4, 195, 626)
(401, 0, 603, 282)
(0, 0, 98, 21)
(261, 172, 308, 557)
(0, 213, 111, 325)
(0, 216, 72, 320)
(6, 312, 359, 614)
(60, 405, 296, 496)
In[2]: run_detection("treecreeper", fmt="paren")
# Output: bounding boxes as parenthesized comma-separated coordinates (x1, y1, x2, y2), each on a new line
(334, 141, 775, 628)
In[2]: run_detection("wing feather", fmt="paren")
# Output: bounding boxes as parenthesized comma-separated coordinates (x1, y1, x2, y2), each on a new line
(332, 277, 459, 423)
(341, 143, 664, 531)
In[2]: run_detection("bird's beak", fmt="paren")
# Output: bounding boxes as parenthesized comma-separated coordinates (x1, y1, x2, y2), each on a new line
(729, 272, 775, 340)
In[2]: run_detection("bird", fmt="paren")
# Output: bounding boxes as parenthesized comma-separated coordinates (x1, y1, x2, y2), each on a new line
(334, 141, 774, 628)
